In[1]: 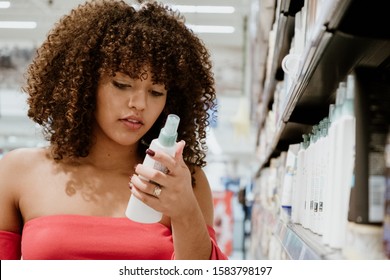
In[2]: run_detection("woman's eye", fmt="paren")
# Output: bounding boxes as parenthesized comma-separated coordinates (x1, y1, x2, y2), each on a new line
(112, 80, 130, 89)
(151, 90, 165, 97)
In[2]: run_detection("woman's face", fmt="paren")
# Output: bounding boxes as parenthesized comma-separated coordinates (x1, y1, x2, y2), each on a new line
(94, 69, 167, 147)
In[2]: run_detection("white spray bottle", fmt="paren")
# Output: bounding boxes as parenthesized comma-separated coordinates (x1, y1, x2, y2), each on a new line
(125, 114, 180, 223)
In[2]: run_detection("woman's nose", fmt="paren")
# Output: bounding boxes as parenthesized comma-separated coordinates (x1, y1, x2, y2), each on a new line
(127, 90, 146, 110)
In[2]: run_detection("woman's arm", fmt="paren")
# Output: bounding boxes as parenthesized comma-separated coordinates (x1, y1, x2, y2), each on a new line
(0, 150, 24, 259)
(170, 167, 215, 259)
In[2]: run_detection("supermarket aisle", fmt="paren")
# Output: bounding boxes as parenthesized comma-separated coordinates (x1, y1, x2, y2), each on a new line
(1, 0, 390, 261)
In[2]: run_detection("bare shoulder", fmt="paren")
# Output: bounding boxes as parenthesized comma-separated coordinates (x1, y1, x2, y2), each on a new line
(0, 148, 48, 233)
(1, 146, 48, 161)
(1, 146, 47, 167)
(0, 147, 48, 188)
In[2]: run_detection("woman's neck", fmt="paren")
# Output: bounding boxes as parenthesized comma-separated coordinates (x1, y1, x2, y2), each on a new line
(79, 137, 142, 173)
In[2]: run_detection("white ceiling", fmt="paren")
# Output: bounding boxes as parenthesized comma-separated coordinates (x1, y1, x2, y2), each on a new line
(0, 0, 259, 168)
(0, 0, 249, 48)
(0, 0, 251, 96)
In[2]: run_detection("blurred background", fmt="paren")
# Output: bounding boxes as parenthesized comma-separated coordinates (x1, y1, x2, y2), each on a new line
(0, 0, 260, 259)
(4, 0, 387, 261)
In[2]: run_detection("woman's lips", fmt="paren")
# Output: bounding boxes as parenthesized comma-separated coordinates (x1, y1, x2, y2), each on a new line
(120, 118, 143, 130)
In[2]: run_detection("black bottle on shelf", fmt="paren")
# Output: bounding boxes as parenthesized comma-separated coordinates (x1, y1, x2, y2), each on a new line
(348, 67, 390, 225)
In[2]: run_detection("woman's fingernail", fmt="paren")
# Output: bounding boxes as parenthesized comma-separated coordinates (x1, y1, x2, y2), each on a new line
(129, 180, 136, 190)
(146, 149, 155, 157)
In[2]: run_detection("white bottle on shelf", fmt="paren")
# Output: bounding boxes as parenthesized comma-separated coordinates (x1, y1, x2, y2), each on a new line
(312, 120, 326, 235)
(322, 83, 346, 246)
(291, 136, 308, 224)
(329, 76, 356, 249)
(309, 127, 319, 232)
(125, 114, 180, 223)
(321, 105, 335, 240)
(317, 117, 330, 236)
(303, 132, 314, 230)
(281, 143, 300, 217)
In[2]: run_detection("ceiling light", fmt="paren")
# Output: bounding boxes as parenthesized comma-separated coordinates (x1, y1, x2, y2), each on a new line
(187, 24, 235, 34)
(0, 21, 37, 29)
(171, 5, 235, 14)
(0, 1, 10, 9)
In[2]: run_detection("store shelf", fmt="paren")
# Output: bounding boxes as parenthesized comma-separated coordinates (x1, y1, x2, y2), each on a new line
(260, 0, 390, 166)
(283, 31, 390, 126)
(258, 121, 312, 169)
(282, 0, 390, 126)
(335, 0, 390, 39)
(251, 0, 390, 260)
(275, 220, 343, 260)
(257, 3, 298, 130)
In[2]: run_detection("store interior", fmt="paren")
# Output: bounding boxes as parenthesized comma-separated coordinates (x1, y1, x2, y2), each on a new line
(1, 0, 389, 260)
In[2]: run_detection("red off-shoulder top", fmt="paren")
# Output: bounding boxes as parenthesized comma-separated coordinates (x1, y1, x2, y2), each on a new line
(0, 215, 228, 260)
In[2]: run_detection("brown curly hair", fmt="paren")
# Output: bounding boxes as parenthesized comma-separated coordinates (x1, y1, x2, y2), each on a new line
(23, 0, 216, 171)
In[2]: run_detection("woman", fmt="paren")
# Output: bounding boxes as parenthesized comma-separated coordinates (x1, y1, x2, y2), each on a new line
(0, 0, 227, 260)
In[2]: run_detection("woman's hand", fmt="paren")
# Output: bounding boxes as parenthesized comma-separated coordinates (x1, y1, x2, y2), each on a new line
(129, 140, 198, 220)
(130, 140, 215, 259)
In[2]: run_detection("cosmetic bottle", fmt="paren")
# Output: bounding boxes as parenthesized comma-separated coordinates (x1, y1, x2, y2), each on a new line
(291, 135, 308, 224)
(125, 114, 180, 223)
(329, 75, 356, 249)
(303, 131, 314, 230)
(299, 134, 310, 227)
(322, 82, 345, 246)
(281, 143, 299, 217)
(345, 68, 389, 259)
(307, 127, 319, 232)
(313, 119, 328, 235)
(348, 68, 387, 225)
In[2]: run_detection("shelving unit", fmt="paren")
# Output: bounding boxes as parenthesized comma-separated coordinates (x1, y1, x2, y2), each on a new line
(275, 221, 339, 260)
(249, 0, 390, 259)
(255, 0, 299, 137)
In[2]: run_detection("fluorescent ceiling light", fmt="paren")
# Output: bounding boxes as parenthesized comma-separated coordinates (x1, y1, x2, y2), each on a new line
(0, 1, 10, 9)
(187, 24, 235, 34)
(0, 21, 37, 29)
(171, 5, 235, 14)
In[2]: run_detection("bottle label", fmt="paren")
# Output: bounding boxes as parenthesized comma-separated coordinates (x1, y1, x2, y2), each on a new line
(153, 161, 169, 174)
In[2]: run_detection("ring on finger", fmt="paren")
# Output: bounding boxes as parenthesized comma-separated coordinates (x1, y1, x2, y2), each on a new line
(153, 185, 162, 197)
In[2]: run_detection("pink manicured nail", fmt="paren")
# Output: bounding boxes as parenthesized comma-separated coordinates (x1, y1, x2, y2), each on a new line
(146, 149, 155, 157)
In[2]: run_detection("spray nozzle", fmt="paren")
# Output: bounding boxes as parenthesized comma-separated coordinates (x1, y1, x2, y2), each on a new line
(158, 114, 180, 147)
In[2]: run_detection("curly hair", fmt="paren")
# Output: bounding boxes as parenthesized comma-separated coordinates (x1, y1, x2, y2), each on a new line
(23, 0, 216, 172)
